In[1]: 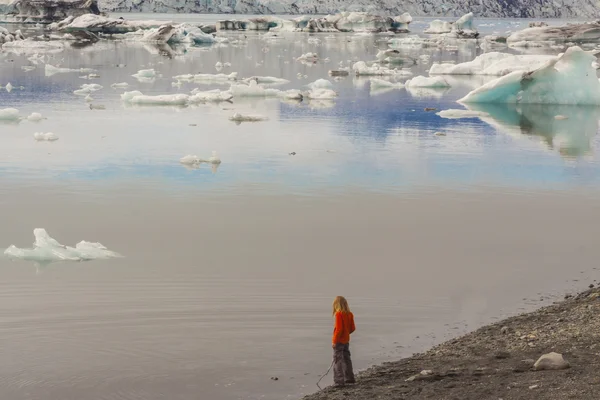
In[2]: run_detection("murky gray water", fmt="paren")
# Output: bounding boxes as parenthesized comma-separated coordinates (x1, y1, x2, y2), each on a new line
(1, 14, 600, 400)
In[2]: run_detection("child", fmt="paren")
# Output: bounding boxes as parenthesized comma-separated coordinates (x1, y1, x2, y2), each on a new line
(332, 296, 355, 386)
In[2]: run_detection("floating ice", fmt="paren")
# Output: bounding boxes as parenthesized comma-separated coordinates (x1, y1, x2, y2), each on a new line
(425, 13, 478, 38)
(174, 72, 237, 84)
(507, 22, 600, 47)
(45, 64, 96, 77)
(305, 88, 337, 100)
(297, 52, 319, 62)
(307, 79, 334, 90)
(209, 151, 221, 164)
(437, 109, 490, 119)
(189, 89, 233, 103)
(459, 47, 600, 105)
(429, 53, 557, 76)
(230, 80, 302, 100)
(2, 40, 64, 54)
(27, 112, 44, 122)
(180, 152, 221, 165)
(4, 229, 121, 263)
(243, 76, 290, 86)
(4, 82, 12, 92)
(352, 61, 412, 77)
(424, 20, 453, 34)
(132, 69, 156, 82)
(89, 104, 106, 110)
(0, 108, 20, 121)
(111, 82, 130, 89)
(33, 132, 59, 141)
(73, 83, 103, 95)
(229, 113, 268, 122)
(405, 76, 451, 88)
(121, 91, 189, 106)
(58, 14, 168, 34)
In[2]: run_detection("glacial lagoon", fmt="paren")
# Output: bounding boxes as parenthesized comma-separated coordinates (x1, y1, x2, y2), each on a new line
(1, 13, 600, 400)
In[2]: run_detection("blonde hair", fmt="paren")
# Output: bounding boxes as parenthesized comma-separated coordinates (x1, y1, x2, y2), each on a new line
(332, 296, 351, 316)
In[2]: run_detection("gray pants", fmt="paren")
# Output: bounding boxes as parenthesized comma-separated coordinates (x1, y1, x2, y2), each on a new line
(333, 343, 355, 385)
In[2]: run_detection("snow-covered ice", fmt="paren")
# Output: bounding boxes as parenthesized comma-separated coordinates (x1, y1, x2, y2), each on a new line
(4, 229, 121, 263)
(405, 76, 451, 88)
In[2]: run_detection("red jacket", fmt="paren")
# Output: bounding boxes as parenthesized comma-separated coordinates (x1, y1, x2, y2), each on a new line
(332, 311, 355, 344)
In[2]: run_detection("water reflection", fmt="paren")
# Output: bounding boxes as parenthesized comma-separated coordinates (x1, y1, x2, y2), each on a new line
(466, 103, 600, 158)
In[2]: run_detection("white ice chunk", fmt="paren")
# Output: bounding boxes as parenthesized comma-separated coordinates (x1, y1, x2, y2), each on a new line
(175, 72, 237, 84)
(429, 52, 557, 76)
(45, 64, 95, 77)
(243, 76, 290, 86)
(4, 228, 121, 263)
(229, 113, 268, 122)
(33, 132, 58, 141)
(424, 20, 453, 34)
(5, 82, 13, 92)
(180, 155, 207, 165)
(436, 109, 490, 119)
(305, 88, 337, 100)
(27, 112, 44, 122)
(297, 52, 319, 62)
(0, 108, 20, 121)
(122, 92, 189, 105)
(352, 61, 412, 77)
(459, 46, 600, 105)
(73, 83, 103, 95)
(370, 78, 404, 90)
(189, 89, 233, 103)
(132, 69, 156, 80)
(111, 82, 130, 89)
(307, 79, 334, 90)
(230, 80, 302, 100)
(209, 151, 221, 164)
(405, 76, 451, 88)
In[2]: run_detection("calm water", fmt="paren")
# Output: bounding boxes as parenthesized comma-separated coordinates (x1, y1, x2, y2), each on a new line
(1, 14, 600, 400)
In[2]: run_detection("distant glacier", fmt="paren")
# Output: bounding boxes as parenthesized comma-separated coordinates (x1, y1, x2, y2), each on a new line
(97, 0, 600, 18)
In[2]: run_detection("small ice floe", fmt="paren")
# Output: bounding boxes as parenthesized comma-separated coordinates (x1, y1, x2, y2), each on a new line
(21, 66, 35, 72)
(27, 112, 44, 122)
(306, 79, 333, 90)
(0, 108, 20, 121)
(111, 82, 130, 89)
(33, 132, 58, 141)
(352, 61, 412, 77)
(174, 72, 237, 85)
(405, 76, 451, 88)
(88, 73, 100, 79)
(436, 109, 489, 119)
(121, 91, 189, 106)
(89, 104, 106, 110)
(215, 61, 223, 71)
(229, 113, 268, 123)
(73, 83, 103, 95)
(189, 89, 233, 103)
(4, 82, 13, 92)
(230, 81, 303, 100)
(4, 228, 121, 263)
(429, 53, 556, 76)
(180, 151, 221, 166)
(132, 68, 156, 82)
(85, 94, 93, 102)
(297, 52, 319, 62)
(45, 64, 95, 77)
(555, 115, 569, 120)
(243, 76, 290, 86)
(305, 88, 337, 100)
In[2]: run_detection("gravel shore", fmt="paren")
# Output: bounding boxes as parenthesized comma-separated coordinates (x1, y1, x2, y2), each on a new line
(303, 286, 600, 400)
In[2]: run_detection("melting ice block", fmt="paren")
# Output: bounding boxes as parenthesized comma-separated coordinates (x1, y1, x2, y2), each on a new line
(27, 112, 44, 122)
(459, 46, 600, 105)
(180, 151, 221, 165)
(4, 229, 121, 263)
(229, 113, 268, 122)
(437, 109, 490, 119)
(122, 92, 189, 105)
(405, 76, 451, 88)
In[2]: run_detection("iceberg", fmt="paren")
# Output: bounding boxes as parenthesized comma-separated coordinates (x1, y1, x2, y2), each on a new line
(424, 13, 478, 38)
(429, 52, 557, 76)
(243, 76, 289, 86)
(229, 80, 302, 100)
(56, 14, 168, 34)
(73, 83, 102, 95)
(4, 228, 121, 263)
(174, 72, 237, 84)
(111, 82, 129, 89)
(45, 63, 95, 76)
(297, 52, 319, 62)
(459, 46, 600, 105)
(305, 88, 337, 100)
(306, 79, 333, 90)
(405, 76, 451, 88)
(33, 132, 59, 141)
(180, 152, 220, 165)
(369, 78, 404, 90)
(507, 22, 600, 47)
